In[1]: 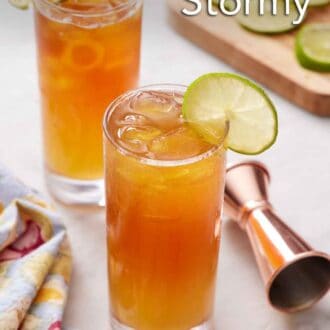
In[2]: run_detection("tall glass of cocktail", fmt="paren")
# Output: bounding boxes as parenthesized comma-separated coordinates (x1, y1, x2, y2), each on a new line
(33, 0, 142, 205)
(103, 85, 227, 330)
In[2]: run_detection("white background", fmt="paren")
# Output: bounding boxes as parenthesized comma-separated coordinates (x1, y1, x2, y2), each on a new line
(0, 0, 329, 329)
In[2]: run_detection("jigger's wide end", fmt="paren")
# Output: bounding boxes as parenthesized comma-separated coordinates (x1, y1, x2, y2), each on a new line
(224, 161, 330, 313)
(267, 252, 330, 313)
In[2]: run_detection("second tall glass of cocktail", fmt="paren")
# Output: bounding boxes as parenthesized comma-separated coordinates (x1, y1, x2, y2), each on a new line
(103, 85, 227, 330)
(34, 0, 142, 205)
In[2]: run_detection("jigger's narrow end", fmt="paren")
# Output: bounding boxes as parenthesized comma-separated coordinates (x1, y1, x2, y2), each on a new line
(225, 161, 271, 225)
(267, 252, 330, 313)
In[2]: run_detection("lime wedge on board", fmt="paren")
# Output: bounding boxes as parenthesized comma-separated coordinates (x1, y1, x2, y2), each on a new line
(212, 0, 236, 10)
(182, 73, 278, 155)
(308, 0, 330, 6)
(295, 23, 330, 72)
(236, 0, 303, 34)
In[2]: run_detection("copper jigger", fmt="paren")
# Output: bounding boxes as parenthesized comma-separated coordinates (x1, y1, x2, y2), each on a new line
(224, 161, 330, 313)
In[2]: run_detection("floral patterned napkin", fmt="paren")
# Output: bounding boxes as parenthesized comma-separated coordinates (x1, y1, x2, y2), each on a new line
(0, 164, 72, 330)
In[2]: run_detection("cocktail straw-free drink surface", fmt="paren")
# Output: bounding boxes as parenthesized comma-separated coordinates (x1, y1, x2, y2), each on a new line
(34, 0, 142, 204)
(104, 85, 227, 330)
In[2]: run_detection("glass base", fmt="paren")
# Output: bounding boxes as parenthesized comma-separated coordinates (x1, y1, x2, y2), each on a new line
(110, 317, 214, 330)
(45, 170, 105, 207)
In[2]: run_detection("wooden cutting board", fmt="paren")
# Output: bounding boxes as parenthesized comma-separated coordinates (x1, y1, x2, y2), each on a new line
(167, 0, 330, 116)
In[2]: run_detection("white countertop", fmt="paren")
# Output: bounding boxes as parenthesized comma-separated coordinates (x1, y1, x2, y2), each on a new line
(0, 1, 329, 329)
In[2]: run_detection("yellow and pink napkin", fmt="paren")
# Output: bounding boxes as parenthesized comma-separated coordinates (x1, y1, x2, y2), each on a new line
(0, 165, 72, 330)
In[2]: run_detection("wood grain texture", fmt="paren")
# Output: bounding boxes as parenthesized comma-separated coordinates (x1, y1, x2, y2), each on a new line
(167, 0, 330, 116)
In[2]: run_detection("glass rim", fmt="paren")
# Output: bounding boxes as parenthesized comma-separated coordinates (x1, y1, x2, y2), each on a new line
(34, 0, 141, 17)
(103, 84, 228, 168)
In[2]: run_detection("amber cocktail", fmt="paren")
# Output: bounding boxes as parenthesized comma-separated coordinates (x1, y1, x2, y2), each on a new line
(103, 85, 227, 330)
(34, 0, 142, 204)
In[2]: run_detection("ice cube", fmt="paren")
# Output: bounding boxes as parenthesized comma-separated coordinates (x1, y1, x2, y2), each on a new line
(115, 113, 151, 128)
(173, 93, 183, 107)
(120, 126, 162, 142)
(149, 126, 210, 160)
(59, 1, 118, 28)
(117, 126, 162, 155)
(129, 91, 173, 114)
(127, 91, 183, 130)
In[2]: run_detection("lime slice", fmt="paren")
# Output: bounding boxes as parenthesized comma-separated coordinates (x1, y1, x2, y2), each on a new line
(8, 0, 30, 9)
(182, 73, 278, 155)
(295, 23, 330, 72)
(308, 0, 330, 6)
(236, 0, 302, 34)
